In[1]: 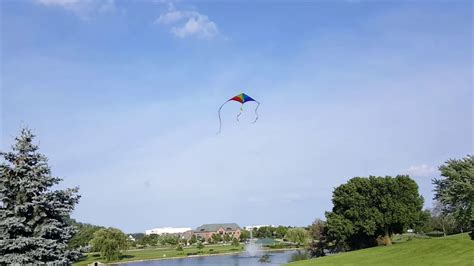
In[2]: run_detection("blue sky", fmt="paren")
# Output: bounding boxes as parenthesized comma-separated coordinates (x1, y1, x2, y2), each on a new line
(1, 0, 472, 233)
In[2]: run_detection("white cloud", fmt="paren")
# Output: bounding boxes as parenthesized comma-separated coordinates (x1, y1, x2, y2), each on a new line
(35, 0, 115, 19)
(156, 9, 218, 39)
(405, 164, 438, 177)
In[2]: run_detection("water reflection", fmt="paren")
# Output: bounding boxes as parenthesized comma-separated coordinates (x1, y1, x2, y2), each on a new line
(288, 250, 310, 263)
(116, 250, 302, 266)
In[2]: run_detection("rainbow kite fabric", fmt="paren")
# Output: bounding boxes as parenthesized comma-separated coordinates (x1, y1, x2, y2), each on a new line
(229, 93, 256, 104)
(217, 93, 260, 134)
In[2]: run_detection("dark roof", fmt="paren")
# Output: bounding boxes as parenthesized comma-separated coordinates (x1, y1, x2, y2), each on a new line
(195, 223, 241, 232)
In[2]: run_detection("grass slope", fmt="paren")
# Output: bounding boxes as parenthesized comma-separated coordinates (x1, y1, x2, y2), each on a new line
(287, 233, 474, 266)
(73, 244, 243, 266)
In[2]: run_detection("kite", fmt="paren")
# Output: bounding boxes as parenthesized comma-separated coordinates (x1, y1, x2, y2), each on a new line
(217, 93, 260, 134)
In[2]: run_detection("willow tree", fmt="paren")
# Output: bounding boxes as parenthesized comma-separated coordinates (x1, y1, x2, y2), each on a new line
(0, 129, 81, 263)
(90, 228, 129, 262)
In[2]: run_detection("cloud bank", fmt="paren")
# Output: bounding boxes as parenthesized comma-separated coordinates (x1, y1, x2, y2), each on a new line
(156, 8, 218, 39)
(405, 164, 438, 177)
(35, 0, 115, 18)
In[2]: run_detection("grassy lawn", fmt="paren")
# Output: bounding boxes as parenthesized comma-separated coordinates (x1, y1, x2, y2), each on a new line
(73, 244, 244, 266)
(286, 233, 474, 266)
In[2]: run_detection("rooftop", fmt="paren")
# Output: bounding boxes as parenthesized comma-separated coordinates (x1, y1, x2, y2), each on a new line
(195, 223, 241, 232)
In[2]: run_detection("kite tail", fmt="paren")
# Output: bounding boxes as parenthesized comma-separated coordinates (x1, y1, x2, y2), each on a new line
(217, 102, 226, 134)
(236, 104, 243, 122)
(252, 101, 260, 123)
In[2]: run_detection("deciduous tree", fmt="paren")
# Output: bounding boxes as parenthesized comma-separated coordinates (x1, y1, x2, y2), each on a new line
(326, 175, 423, 248)
(433, 155, 473, 237)
(90, 228, 128, 262)
(285, 228, 309, 247)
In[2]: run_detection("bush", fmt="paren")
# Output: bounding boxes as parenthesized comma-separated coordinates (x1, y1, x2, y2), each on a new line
(197, 241, 204, 250)
(176, 244, 183, 251)
(232, 238, 240, 247)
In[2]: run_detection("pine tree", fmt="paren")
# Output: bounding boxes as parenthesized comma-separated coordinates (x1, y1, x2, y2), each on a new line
(0, 128, 81, 263)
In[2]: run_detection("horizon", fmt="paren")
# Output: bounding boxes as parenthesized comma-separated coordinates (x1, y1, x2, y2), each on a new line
(1, 0, 472, 233)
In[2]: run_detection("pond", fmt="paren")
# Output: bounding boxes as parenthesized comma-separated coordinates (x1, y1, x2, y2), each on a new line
(116, 250, 308, 266)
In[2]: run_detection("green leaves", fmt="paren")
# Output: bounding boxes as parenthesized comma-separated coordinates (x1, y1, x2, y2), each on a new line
(284, 228, 309, 247)
(326, 175, 423, 249)
(433, 155, 473, 235)
(90, 228, 129, 262)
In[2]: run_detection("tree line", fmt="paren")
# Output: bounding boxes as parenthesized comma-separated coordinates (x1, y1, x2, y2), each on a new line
(0, 129, 472, 264)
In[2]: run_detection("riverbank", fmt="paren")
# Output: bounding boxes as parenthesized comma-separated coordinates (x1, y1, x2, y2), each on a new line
(73, 244, 302, 265)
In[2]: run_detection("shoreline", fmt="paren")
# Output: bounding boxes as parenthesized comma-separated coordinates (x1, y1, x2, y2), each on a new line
(109, 247, 303, 265)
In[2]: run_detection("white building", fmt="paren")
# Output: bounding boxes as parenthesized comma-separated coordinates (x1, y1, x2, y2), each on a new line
(145, 227, 192, 235)
(244, 225, 275, 230)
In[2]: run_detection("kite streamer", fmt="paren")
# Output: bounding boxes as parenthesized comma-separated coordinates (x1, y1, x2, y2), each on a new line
(217, 93, 260, 134)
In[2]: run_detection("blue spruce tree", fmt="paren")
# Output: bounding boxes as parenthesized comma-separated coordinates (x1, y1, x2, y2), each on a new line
(0, 128, 81, 263)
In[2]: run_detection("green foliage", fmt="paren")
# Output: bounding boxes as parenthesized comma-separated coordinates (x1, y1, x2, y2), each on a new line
(212, 233, 223, 243)
(189, 234, 197, 244)
(175, 244, 183, 251)
(325, 212, 353, 251)
(138, 234, 160, 247)
(256, 226, 274, 238)
(223, 233, 232, 242)
(433, 155, 473, 235)
(196, 241, 204, 250)
(159, 234, 179, 246)
(285, 228, 309, 247)
(90, 228, 129, 262)
(240, 229, 250, 241)
(179, 237, 188, 245)
(309, 219, 326, 240)
(325, 175, 424, 250)
(232, 237, 240, 247)
(69, 221, 104, 249)
(308, 219, 328, 257)
(413, 203, 461, 237)
(0, 129, 81, 264)
(415, 209, 434, 233)
(288, 250, 310, 263)
(275, 226, 289, 239)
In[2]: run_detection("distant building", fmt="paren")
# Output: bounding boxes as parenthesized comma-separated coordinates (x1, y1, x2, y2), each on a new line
(145, 227, 192, 236)
(244, 225, 275, 230)
(128, 235, 136, 241)
(193, 223, 241, 241)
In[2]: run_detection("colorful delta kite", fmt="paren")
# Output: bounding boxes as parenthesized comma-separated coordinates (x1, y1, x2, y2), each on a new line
(217, 93, 260, 134)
